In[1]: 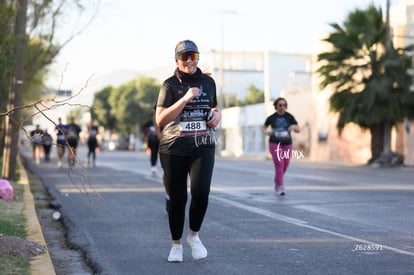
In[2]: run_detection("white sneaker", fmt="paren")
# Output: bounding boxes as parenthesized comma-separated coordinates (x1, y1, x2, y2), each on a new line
(167, 244, 183, 262)
(277, 185, 285, 196)
(151, 166, 157, 176)
(186, 235, 207, 260)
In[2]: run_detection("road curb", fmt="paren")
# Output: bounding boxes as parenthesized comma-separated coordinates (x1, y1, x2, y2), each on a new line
(18, 156, 56, 275)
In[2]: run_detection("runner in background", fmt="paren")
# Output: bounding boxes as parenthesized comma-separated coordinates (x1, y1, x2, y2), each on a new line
(87, 120, 99, 167)
(66, 116, 82, 168)
(30, 124, 43, 165)
(55, 117, 68, 169)
(42, 129, 53, 162)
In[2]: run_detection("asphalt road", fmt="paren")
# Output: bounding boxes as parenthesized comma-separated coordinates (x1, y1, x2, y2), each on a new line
(21, 145, 414, 275)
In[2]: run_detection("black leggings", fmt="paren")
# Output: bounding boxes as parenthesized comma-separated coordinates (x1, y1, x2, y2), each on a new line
(87, 138, 98, 161)
(160, 150, 215, 241)
(147, 139, 159, 166)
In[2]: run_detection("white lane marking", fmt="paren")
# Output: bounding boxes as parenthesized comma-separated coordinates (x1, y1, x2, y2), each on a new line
(210, 195, 414, 257)
(211, 195, 308, 224)
(100, 161, 414, 256)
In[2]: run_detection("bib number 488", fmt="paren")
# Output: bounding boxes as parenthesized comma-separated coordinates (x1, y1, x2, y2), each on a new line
(186, 122, 202, 130)
(180, 121, 207, 132)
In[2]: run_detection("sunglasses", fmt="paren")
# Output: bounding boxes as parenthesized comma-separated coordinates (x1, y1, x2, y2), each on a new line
(278, 103, 287, 107)
(178, 52, 199, 61)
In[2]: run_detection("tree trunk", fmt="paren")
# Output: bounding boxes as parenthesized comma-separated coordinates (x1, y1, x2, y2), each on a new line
(369, 123, 384, 164)
(382, 119, 392, 154)
(1, 0, 27, 180)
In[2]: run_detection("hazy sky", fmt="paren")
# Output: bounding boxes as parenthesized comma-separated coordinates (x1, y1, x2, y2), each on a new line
(46, 0, 401, 96)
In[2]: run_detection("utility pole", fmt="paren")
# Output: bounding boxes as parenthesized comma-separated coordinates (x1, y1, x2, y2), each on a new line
(263, 49, 270, 104)
(2, 0, 27, 180)
(386, 0, 392, 51)
(211, 9, 237, 109)
(383, 0, 392, 156)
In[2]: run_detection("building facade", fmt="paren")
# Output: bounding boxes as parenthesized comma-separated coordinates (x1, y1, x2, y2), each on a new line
(212, 1, 414, 166)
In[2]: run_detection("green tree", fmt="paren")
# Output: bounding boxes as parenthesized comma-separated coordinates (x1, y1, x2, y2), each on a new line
(92, 76, 160, 136)
(1, 0, 100, 179)
(108, 81, 139, 134)
(91, 86, 116, 130)
(317, 5, 414, 164)
(242, 84, 264, 105)
(1, 0, 98, 112)
(135, 76, 160, 125)
(0, 3, 16, 108)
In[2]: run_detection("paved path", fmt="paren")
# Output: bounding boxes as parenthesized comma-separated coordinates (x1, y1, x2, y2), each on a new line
(21, 144, 414, 275)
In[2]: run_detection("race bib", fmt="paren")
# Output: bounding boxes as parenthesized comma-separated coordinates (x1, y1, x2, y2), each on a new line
(33, 134, 43, 143)
(67, 130, 77, 138)
(180, 120, 207, 132)
(273, 130, 289, 138)
(179, 107, 210, 137)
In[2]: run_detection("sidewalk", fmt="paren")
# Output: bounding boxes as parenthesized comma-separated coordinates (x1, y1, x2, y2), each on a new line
(18, 155, 56, 275)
